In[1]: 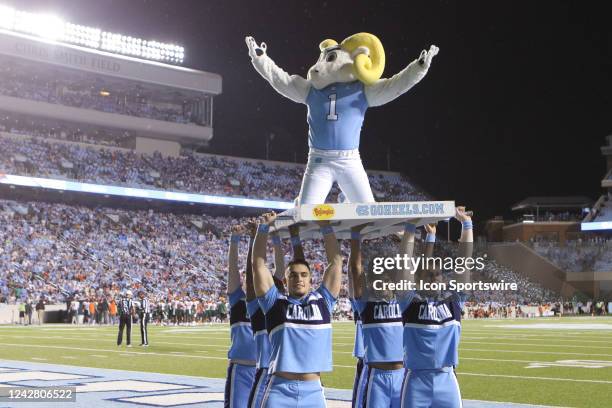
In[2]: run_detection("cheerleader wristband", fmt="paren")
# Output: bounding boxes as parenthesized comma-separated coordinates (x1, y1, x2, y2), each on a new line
(258, 224, 270, 234)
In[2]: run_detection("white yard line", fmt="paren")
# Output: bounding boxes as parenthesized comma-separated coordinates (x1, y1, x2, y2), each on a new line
(0, 342, 228, 361)
(0, 335, 228, 349)
(461, 340, 612, 350)
(464, 329, 612, 337)
(458, 371, 612, 385)
(462, 335, 612, 344)
(460, 356, 612, 364)
(460, 348, 612, 357)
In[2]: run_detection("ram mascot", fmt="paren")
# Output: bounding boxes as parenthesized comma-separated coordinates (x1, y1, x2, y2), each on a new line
(245, 33, 438, 205)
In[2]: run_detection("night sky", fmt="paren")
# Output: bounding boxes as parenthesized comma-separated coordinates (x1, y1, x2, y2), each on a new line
(10, 1, 612, 221)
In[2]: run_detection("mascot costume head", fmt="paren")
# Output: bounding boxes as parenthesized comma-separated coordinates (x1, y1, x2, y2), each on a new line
(307, 33, 385, 90)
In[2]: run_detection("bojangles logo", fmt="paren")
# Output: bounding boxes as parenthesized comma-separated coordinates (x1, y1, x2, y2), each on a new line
(312, 204, 335, 220)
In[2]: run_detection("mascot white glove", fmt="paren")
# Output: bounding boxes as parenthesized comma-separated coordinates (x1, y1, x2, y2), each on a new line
(245, 36, 267, 59)
(417, 45, 439, 69)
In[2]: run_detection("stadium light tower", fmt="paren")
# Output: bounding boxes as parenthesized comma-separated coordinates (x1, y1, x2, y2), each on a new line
(0, 3, 185, 65)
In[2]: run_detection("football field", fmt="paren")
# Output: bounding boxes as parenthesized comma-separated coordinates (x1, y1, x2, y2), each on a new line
(0, 317, 611, 407)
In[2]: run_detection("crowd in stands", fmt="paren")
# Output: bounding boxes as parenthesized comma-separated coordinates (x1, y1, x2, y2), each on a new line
(0, 199, 351, 315)
(533, 238, 612, 272)
(471, 258, 559, 305)
(0, 113, 131, 148)
(2, 199, 597, 323)
(0, 134, 428, 202)
(0, 200, 227, 307)
(0, 63, 194, 124)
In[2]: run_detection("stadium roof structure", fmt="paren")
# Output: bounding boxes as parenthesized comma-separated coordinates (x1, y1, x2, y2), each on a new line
(0, 25, 221, 144)
(0, 29, 221, 95)
(511, 196, 593, 212)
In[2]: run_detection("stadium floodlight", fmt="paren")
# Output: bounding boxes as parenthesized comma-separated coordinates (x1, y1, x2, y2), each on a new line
(0, 5, 15, 29)
(98, 29, 184, 64)
(14, 10, 65, 41)
(0, 3, 185, 64)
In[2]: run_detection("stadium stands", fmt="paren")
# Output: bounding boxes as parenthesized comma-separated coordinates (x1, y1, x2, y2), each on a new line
(0, 111, 132, 147)
(0, 198, 570, 321)
(0, 198, 350, 303)
(0, 58, 197, 125)
(533, 239, 612, 272)
(0, 131, 428, 203)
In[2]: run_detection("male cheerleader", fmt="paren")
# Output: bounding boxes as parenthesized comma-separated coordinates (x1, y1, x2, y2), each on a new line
(398, 207, 473, 408)
(349, 264, 365, 407)
(350, 224, 416, 407)
(244, 220, 285, 408)
(252, 212, 343, 407)
(225, 225, 257, 408)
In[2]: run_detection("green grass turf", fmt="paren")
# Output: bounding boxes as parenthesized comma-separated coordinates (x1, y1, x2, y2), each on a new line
(0, 317, 611, 408)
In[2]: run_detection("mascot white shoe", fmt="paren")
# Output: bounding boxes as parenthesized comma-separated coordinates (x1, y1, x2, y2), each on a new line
(245, 33, 438, 205)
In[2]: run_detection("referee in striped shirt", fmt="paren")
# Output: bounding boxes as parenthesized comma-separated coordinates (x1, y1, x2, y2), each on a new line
(138, 290, 151, 347)
(117, 290, 135, 347)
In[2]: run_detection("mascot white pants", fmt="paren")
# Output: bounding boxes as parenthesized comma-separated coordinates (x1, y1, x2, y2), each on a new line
(298, 148, 374, 204)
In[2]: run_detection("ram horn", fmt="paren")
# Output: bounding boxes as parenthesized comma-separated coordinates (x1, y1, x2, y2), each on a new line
(319, 39, 338, 51)
(341, 33, 385, 85)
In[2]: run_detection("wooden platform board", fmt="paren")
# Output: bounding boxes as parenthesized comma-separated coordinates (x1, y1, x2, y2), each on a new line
(270, 201, 456, 239)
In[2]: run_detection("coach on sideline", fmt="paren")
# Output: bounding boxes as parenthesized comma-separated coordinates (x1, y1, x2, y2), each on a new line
(253, 212, 343, 407)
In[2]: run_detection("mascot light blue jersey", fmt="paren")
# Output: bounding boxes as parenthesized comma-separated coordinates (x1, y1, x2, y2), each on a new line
(246, 33, 439, 205)
(306, 81, 367, 150)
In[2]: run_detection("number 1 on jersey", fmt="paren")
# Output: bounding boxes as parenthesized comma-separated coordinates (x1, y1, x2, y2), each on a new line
(327, 93, 338, 121)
